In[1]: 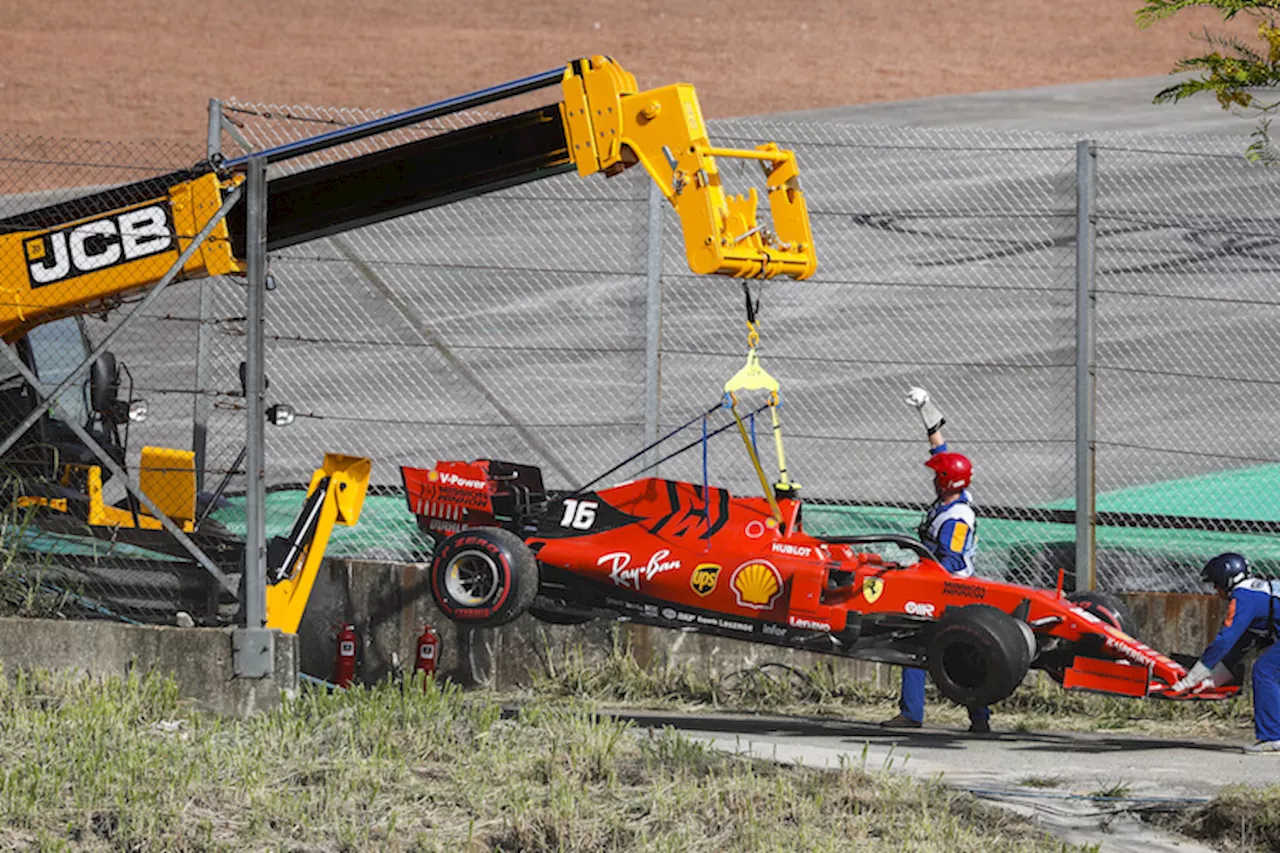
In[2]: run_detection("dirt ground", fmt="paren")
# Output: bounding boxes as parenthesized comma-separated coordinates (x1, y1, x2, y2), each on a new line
(0, 0, 1247, 145)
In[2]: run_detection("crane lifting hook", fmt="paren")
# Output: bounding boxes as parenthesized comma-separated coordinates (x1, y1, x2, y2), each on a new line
(723, 282, 798, 524)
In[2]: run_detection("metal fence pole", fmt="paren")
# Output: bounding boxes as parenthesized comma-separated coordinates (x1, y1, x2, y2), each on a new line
(193, 99, 222, 493)
(206, 98, 222, 161)
(643, 180, 664, 474)
(1075, 140, 1098, 591)
(235, 154, 273, 677)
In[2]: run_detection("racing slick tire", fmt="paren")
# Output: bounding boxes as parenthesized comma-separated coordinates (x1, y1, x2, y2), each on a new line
(927, 604, 1032, 707)
(1067, 590, 1137, 637)
(430, 527, 539, 628)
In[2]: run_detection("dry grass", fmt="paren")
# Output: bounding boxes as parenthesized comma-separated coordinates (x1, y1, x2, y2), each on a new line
(1148, 785, 1280, 853)
(0, 666, 1087, 852)
(0, 470, 76, 619)
(521, 635, 1255, 743)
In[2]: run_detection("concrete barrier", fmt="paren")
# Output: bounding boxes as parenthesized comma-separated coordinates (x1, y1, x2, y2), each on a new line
(305, 559, 1223, 692)
(0, 617, 297, 717)
(0, 561, 1222, 719)
(298, 557, 615, 688)
(1120, 591, 1227, 661)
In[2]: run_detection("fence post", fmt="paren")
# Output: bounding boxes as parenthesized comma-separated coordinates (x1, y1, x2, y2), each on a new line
(1075, 140, 1098, 591)
(643, 179, 664, 474)
(235, 154, 273, 678)
(193, 99, 221, 493)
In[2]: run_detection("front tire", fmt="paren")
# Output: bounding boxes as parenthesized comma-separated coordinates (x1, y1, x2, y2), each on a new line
(927, 604, 1032, 707)
(1068, 590, 1137, 637)
(430, 527, 538, 628)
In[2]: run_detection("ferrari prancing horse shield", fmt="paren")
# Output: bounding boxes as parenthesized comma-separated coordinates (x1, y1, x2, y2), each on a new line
(862, 576, 884, 604)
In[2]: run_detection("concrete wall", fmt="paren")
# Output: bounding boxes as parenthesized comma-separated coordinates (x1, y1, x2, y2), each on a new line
(0, 617, 297, 717)
(298, 558, 615, 688)
(0, 566, 1224, 719)
(1120, 591, 1227, 662)
(304, 559, 1225, 692)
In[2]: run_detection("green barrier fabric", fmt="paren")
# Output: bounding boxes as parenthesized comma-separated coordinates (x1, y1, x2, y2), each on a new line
(29, 463, 1280, 581)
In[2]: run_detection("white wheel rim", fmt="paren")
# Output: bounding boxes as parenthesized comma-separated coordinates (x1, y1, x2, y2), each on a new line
(445, 551, 500, 607)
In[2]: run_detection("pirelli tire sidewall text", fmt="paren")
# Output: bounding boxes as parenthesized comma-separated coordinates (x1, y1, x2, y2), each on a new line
(926, 604, 1032, 707)
(430, 527, 539, 628)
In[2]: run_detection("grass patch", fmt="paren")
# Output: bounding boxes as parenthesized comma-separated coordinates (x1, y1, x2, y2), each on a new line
(531, 631, 897, 714)
(0, 666, 1089, 852)
(1019, 776, 1065, 789)
(1148, 784, 1280, 852)
(1087, 781, 1133, 799)
(0, 469, 75, 619)
(522, 633, 1255, 742)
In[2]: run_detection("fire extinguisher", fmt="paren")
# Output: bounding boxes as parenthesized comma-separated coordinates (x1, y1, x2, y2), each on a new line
(334, 623, 358, 688)
(415, 624, 440, 687)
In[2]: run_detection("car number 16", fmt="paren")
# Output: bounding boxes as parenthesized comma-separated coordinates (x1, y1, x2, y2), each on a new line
(560, 498, 598, 530)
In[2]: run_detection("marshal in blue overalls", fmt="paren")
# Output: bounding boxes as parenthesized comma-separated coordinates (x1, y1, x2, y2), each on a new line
(881, 387, 991, 734)
(1173, 553, 1280, 753)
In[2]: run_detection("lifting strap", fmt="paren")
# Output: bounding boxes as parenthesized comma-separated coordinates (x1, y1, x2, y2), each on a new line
(722, 283, 796, 525)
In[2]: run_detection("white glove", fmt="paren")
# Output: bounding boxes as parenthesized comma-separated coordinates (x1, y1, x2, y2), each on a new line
(1209, 661, 1236, 687)
(905, 386, 945, 436)
(1170, 660, 1212, 693)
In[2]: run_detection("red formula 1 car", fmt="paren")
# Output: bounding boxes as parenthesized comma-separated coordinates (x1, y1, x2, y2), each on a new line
(401, 459, 1239, 707)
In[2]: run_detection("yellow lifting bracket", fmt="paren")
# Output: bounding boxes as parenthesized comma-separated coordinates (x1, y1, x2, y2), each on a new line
(560, 56, 818, 281)
(265, 454, 372, 634)
(722, 284, 797, 525)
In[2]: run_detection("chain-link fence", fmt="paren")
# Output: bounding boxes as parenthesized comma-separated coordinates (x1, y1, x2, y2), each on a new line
(1091, 137, 1280, 589)
(0, 133, 244, 624)
(3, 104, 1278, 625)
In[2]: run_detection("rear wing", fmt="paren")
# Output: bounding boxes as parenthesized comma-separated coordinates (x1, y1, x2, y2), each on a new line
(402, 459, 546, 542)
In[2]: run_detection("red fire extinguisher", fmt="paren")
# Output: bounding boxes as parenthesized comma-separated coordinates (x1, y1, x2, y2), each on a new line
(415, 624, 440, 687)
(334, 623, 358, 688)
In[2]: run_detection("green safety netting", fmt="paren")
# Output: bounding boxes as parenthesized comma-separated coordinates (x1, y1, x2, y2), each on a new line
(24, 463, 1280, 591)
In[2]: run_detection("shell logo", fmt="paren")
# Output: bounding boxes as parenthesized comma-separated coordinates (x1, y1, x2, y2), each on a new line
(427, 470, 439, 482)
(730, 560, 782, 610)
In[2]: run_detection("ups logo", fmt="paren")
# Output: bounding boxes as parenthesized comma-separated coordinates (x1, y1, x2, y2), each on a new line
(689, 563, 722, 597)
(24, 203, 175, 288)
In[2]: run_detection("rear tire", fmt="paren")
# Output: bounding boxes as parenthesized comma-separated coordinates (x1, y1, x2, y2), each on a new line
(430, 527, 538, 628)
(1068, 590, 1137, 637)
(927, 604, 1032, 706)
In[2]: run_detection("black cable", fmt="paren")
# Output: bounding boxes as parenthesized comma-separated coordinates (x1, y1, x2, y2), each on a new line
(1096, 143, 1252, 162)
(1099, 211, 1280, 242)
(221, 105, 353, 128)
(712, 134, 1071, 154)
(578, 402, 723, 491)
(661, 272, 1070, 294)
(270, 253, 645, 279)
(743, 281, 758, 326)
(1093, 287, 1280, 309)
(628, 401, 772, 481)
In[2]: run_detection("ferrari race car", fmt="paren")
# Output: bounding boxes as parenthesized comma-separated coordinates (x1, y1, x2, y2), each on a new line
(401, 458, 1239, 708)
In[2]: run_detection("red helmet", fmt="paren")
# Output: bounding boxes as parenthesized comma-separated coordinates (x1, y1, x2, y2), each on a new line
(925, 452, 972, 494)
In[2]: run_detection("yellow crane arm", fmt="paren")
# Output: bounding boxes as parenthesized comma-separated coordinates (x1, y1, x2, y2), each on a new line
(0, 171, 243, 342)
(561, 56, 817, 281)
(0, 56, 816, 343)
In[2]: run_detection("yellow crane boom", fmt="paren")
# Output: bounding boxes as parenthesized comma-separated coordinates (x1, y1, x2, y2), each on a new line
(0, 56, 817, 343)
